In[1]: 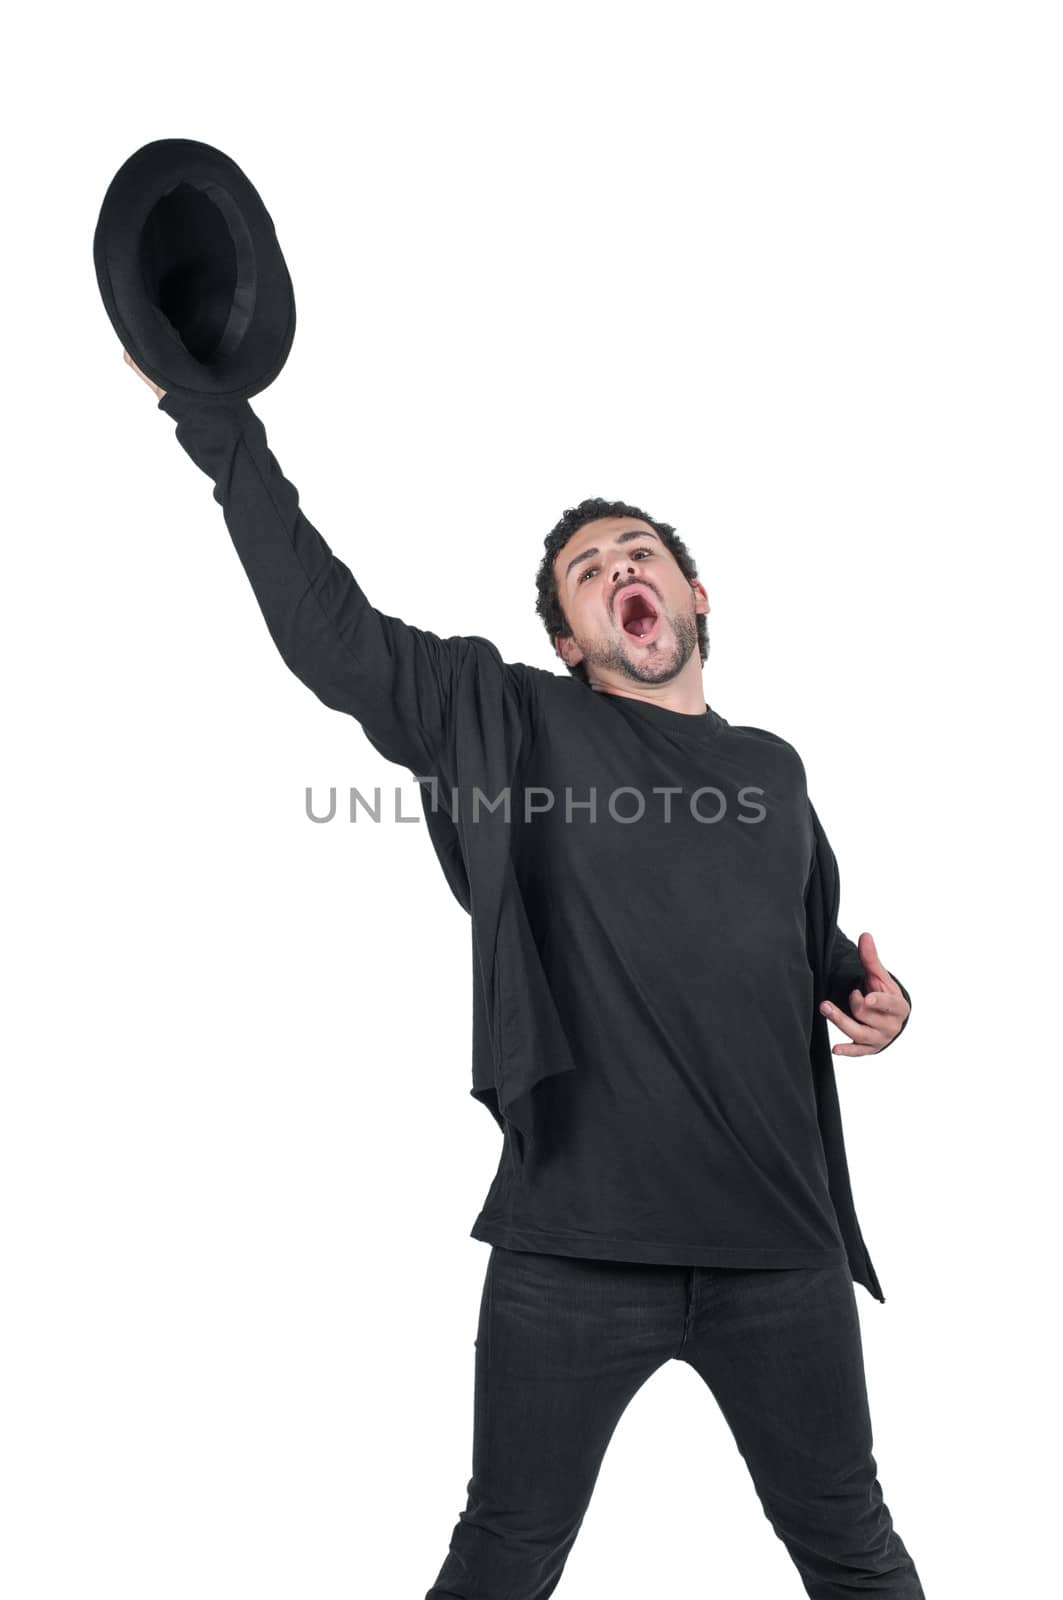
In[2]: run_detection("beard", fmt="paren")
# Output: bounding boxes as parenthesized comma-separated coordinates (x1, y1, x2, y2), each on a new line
(576, 603, 705, 686)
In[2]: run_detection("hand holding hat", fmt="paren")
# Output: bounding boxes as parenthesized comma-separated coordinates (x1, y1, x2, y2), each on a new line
(124, 350, 165, 400)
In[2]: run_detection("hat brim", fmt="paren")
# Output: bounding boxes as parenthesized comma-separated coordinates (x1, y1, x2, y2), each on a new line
(94, 138, 296, 402)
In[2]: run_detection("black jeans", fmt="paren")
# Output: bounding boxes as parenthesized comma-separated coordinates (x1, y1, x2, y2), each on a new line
(426, 1247, 925, 1598)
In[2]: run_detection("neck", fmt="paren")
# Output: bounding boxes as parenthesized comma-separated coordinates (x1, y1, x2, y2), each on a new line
(586, 657, 708, 715)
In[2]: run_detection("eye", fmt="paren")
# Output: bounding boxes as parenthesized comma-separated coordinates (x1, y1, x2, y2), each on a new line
(577, 548, 653, 584)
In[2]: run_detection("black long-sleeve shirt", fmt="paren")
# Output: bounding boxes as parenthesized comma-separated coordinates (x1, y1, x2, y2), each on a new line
(469, 685, 850, 1265)
(156, 389, 909, 1274)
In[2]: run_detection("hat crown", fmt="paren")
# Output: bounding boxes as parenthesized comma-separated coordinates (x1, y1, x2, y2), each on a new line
(94, 138, 296, 402)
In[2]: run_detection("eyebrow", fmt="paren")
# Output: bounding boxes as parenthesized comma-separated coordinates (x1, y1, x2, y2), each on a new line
(563, 528, 661, 582)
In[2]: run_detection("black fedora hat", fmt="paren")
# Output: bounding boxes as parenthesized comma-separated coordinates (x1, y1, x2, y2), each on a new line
(94, 138, 296, 402)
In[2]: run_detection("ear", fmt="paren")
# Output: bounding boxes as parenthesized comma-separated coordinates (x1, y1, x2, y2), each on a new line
(555, 633, 583, 669)
(692, 579, 710, 616)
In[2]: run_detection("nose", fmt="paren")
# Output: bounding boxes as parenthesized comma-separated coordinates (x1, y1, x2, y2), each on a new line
(610, 556, 640, 585)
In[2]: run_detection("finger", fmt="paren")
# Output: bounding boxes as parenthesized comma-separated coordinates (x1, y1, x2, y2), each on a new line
(858, 938, 904, 1000)
(829, 990, 903, 1047)
(858, 991, 909, 1025)
(848, 988, 907, 1042)
(826, 992, 906, 1058)
(858, 937, 903, 996)
(820, 994, 880, 1046)
(857, 931, 891, 981)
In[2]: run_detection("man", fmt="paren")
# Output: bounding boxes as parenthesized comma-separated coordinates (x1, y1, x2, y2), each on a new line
(128, 351, 925, 1598)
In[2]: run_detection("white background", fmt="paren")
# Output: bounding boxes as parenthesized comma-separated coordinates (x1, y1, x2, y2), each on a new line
(3, 3, 1059, 1595)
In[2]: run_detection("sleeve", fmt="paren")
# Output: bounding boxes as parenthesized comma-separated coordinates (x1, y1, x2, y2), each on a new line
(156, 388, 473, 777)
(811, 801, 912, 1053)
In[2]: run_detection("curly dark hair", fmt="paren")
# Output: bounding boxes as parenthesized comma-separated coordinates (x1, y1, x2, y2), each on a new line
(534, 497, 708, 684)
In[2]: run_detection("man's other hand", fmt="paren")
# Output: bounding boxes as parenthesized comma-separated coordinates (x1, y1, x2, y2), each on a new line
(819, 932, 910, 1056)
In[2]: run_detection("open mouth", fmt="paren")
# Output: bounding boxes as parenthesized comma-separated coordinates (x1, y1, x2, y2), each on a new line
(617, 587, 662, 642)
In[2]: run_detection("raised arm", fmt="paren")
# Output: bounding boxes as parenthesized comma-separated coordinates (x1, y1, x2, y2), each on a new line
(155, 384, 472, 777)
